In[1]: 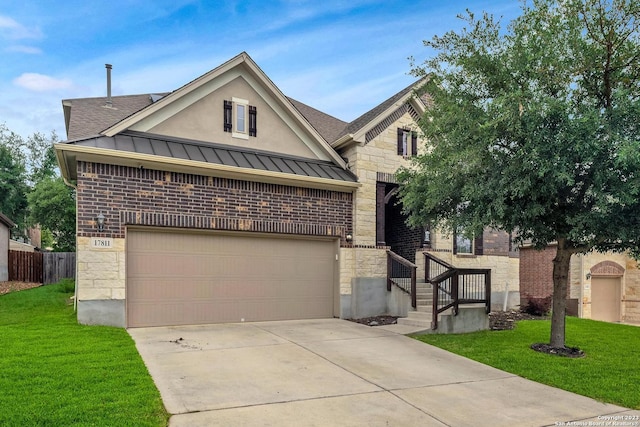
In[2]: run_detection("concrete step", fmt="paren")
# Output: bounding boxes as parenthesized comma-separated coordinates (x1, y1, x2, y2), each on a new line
(397, 310, 432, 328)
(415, 305, 433, 313)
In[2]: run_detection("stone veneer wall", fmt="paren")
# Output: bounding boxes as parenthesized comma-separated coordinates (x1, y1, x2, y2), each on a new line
(337, 112, 418, 298)
(75, 161, 353, 324)
(519, 246, 640, 323)
(343, 112, 417, 248)
(571, 252, 639, 322)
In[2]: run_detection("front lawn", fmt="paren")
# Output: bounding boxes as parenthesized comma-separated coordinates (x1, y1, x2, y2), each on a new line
(414, 317, 640, 409)
(0, 280, 169, 426)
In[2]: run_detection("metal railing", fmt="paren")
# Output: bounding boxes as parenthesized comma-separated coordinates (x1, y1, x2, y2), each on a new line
(424, 252, 491, 330)
(386, 250, 417, 308)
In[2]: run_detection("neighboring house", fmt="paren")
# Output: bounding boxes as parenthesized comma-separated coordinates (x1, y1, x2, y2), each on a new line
(55, 52, 520, 328)
(0, 213, 15, 281)
(9, 240, 38, 252)
(521, 246, 640, 324)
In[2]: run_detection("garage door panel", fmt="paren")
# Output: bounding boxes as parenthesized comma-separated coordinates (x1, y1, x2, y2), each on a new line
(127, 230, 336, 327)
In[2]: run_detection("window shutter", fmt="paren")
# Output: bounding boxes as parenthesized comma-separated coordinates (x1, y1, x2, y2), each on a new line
(397, 128, 404, 155)
(474, 235, 484, 255)
(249, 105, 257, 137)
(411, 132, 418, 156)
(223, 100, 232, 132)
(452, 231, 458, 254)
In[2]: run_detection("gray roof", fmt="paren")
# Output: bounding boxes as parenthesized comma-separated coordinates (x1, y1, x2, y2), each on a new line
(287, 98, 348, 144)
(338, 81, 418, 139)
(62, 78, 423, 146)
(67, 131, 358, 182)
(63, 93, 167, 140)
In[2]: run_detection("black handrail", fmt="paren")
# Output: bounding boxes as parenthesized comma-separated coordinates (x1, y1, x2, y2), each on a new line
(386, 250, 417, 308)
(424, 252, 491, 330)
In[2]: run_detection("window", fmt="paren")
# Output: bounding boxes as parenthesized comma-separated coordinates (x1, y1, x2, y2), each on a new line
(397, 128, 417, 157)
(224, 98, 257, 138)
(454, 228, 473, 254)
(453, 228, 484, 255)
(455, 234, 473, 254)
(236, 103, 246, 133)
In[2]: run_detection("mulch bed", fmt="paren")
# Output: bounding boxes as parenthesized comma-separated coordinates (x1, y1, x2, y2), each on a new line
(0, 281, 42, 295)
(348, 315, 399, 326)
(489, 310, 548, 330)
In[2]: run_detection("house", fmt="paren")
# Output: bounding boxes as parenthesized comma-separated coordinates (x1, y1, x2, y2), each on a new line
(55, 52, 520, 328)
(520, 246, 640, 324)
(0, 213, 15, 281)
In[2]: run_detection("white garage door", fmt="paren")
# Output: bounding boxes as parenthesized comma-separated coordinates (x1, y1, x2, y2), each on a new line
(126, 229, 337, 327)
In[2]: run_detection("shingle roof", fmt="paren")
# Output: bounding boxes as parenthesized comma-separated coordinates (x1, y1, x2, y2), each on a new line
(287, 98, 348, 144)
(337, 81, 419, 139)
(63, 93, 167, 140)
(66, 131, 358, 182)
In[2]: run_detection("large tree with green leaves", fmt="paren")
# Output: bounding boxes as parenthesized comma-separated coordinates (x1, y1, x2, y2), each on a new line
(399, 0, 640, 349)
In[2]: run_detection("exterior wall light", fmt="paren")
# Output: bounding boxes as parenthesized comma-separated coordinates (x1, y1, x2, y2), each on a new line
(96, 213, 105, 232)
(346, 233, 353, 243)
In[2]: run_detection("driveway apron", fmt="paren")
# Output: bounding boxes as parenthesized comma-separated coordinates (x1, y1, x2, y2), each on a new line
(128, 319, 639, 426)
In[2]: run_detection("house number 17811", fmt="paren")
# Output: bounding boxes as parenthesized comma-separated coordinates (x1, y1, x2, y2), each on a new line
(91, 237, 113, 249)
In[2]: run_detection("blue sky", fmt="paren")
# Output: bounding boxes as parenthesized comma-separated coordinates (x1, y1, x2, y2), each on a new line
(1, 1, 521, 140)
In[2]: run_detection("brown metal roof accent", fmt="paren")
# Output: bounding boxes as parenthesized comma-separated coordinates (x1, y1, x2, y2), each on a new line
(62, 93, 168, 140)
(287, 97, 348, 143)
(65, 131, 358, 183)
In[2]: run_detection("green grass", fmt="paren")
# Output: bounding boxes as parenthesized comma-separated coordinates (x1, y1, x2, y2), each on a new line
(0, 280, 169, 426)
(413, 317, 640, 409)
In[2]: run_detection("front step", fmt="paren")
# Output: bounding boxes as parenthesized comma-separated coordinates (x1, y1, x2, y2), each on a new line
(397, 309, 433, 328)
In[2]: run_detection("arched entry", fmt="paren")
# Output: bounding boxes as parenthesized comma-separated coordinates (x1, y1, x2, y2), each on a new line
(590, 261, 624, 323)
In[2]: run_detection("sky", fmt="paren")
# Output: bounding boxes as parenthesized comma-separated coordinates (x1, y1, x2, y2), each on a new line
(0, 0, 521, 140)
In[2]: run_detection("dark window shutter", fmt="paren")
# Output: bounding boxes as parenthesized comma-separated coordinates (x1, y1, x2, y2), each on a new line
(397, 128, 404, 155)
(474, 234, 484, 255)
(223, 100, 232, 132)
(411, 132, 418, 156)
(249, 105, 257, 137)
(452, 231, 458, 254)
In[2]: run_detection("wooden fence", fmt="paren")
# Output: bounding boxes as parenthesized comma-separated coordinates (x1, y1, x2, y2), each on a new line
(43, 252, 76, 285)
(8, 251, 75, 284)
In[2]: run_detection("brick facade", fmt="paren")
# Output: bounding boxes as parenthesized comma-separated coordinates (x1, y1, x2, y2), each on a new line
(76, 161, 353, 241)
(519, 245, 564, 299)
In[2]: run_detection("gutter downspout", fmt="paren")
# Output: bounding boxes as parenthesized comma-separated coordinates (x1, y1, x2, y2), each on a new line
(61, 175, 79, 311)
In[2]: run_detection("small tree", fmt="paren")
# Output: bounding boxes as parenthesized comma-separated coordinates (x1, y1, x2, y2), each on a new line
(399, 0, 640, 349)
(0, 144, 28, 238)
(28, 177, 76, 252)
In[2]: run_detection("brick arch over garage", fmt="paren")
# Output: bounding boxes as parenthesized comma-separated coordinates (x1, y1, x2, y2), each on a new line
(590, 261, 625, 277)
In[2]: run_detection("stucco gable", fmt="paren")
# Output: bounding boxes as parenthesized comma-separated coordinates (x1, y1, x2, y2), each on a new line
(102, 52, 346, 167)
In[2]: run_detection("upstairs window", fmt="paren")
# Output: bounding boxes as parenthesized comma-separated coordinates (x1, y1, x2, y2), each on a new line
(223, 98, 257, 139)
(397, 128, 417, 157)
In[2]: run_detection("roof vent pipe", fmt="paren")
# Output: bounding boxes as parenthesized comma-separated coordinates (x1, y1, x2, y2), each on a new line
(105, 64, 113, 107)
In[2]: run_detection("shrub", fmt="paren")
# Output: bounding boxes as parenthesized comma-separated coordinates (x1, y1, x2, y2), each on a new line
(521, 294, 552, 316)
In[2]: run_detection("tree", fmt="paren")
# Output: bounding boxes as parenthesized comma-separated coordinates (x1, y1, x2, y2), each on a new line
(0, 144, 28, 238)
(399, 0, 640, 349)
(25, 131, 59, 184)
(28, 177, 76, 252)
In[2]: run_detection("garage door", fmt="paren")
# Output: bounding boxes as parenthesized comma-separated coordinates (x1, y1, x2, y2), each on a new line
(591, 276, 622, 322)
(126, 229, 337, 327)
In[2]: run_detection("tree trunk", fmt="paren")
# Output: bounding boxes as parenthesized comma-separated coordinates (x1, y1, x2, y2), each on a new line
(550, 239, 572, 348)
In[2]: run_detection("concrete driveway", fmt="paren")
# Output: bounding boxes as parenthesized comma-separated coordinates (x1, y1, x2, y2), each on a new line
(129, 319, 639, 426)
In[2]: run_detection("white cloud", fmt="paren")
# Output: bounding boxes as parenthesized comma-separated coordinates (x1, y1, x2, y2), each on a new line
(0, 15, 42, 40)
(13, 73, 73, 92)
(6, 45, 42, 54)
